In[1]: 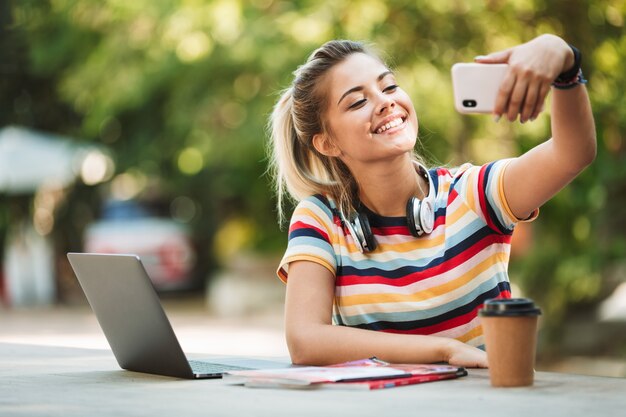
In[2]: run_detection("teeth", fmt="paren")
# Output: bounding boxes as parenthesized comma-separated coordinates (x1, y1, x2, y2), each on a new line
(376, 117, 404, 134)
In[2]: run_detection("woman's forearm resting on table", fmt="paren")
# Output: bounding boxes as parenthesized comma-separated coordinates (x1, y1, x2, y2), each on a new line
(284, 261, 488, 368)
(286, 322, 488, 368)
(287, 321, 447, 365)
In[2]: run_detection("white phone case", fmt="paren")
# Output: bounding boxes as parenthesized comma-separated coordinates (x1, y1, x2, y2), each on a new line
(451, 63, 508, 114)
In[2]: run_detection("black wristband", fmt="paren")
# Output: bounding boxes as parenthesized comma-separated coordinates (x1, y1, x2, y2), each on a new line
(555, 45, 581, 83)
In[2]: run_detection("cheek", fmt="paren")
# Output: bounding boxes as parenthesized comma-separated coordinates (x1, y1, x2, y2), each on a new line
(401, 95, 419, 132)
(329, 111, 371, 138)
(412, 112, 419, 133)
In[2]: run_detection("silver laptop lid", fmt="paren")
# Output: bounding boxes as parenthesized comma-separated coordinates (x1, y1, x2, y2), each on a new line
(67, 253, 194, 378)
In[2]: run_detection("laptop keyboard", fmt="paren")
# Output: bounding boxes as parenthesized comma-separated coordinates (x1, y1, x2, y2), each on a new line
(188, 360, 253, 375)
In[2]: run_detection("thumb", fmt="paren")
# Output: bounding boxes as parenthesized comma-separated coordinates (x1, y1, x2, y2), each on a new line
(474, 48, 512, 64)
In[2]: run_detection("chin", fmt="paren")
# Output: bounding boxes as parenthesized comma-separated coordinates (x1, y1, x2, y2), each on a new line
(391, 132, 417, 150)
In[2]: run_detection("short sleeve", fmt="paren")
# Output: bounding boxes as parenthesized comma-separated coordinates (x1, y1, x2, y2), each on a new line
(277, 195, 338, 283)
(452, 159, 538, 234)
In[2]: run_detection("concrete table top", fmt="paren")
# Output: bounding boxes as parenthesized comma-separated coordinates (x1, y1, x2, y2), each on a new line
(1, 342, 625, 417)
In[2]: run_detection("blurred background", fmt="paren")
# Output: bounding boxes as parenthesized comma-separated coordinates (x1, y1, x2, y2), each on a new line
(1, 0, 625, 376)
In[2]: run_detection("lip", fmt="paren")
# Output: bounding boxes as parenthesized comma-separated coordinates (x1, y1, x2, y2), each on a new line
(372, 113, 408, 134)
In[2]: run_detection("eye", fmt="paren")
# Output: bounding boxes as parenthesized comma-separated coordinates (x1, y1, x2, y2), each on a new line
(383, 84, 398, 93)
(348, 98, 367, 109)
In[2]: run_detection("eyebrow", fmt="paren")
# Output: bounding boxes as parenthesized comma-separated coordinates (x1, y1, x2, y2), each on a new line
(337, 70, 394, 106)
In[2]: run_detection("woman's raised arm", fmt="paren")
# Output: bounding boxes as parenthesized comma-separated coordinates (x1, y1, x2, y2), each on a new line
(476, 34, 596, 220)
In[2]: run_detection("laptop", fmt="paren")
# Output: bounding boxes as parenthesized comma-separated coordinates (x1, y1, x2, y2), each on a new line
(67, 252, 291, 379)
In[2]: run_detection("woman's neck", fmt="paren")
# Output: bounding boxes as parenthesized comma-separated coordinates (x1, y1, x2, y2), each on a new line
(352, 155, 428, 217)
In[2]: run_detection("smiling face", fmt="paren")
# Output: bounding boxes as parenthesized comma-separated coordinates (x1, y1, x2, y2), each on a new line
(313, 52, 419, 170)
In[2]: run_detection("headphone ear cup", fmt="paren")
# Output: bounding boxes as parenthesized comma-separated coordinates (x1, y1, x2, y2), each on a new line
(406, 197, 434, 237)
(355, 210, 377, 252)
(419, 198, 435, 235)
(406, 197, 419, 237)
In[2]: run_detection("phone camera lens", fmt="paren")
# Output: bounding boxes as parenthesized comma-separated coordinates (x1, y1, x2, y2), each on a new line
(462, 100, 477, 108)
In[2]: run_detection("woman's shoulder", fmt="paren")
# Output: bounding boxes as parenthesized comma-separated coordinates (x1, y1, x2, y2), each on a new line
(431, 163, 475, 178)
(427, 163, 489, 197)
(294, 194, 335, 210)
(291, 194, 338, 223)
(431, 161, 510, 183)
(426, 164, 472, 189)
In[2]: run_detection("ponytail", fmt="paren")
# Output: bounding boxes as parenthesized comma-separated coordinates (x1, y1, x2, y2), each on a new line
(268, 40, 398, 224)
(268, 88, 299, 223)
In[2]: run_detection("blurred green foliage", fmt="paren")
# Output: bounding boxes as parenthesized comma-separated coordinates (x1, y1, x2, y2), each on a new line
(1, 0, 625, 342)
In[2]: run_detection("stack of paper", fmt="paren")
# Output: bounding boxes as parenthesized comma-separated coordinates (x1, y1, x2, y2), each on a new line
(224, 357, 467, 390)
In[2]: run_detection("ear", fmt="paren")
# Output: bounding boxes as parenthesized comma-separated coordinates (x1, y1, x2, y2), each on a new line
(312, 133, 341, 157)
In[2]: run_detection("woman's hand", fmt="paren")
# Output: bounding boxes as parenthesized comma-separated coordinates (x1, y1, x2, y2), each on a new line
(475, 34, 574, 123)
(443, 339, 488, 368)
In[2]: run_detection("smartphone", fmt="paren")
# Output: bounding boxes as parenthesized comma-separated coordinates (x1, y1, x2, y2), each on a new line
(451, 63, 508, 114)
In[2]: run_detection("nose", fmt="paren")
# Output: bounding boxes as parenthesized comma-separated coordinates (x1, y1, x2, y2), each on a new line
(375, 92, 395, 115)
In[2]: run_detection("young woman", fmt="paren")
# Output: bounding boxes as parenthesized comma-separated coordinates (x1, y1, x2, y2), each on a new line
(268, 34, 596, 367)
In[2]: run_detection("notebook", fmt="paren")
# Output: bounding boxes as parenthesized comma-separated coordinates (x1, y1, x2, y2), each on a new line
(67, 252, 290, 379)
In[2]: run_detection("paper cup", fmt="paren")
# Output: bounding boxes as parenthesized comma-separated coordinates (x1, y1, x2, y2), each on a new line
(479, 298, 541, 387)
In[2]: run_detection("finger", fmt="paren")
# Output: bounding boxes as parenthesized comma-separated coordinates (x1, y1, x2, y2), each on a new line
(507, 77, 530, 122)
(521, 81, 541, 123)
(474, 48, 513, 64)
(530, 82, 551, 120)
(493, 71, 516, 119)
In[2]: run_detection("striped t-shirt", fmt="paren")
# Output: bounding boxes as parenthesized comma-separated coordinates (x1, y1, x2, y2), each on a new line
(277, 159, 537, 348)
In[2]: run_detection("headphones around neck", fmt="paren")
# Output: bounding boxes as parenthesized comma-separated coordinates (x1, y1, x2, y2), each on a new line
(342, 163, 435, 253)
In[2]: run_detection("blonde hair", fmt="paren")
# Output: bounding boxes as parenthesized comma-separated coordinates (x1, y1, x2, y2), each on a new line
(268, 40, 422, 223)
